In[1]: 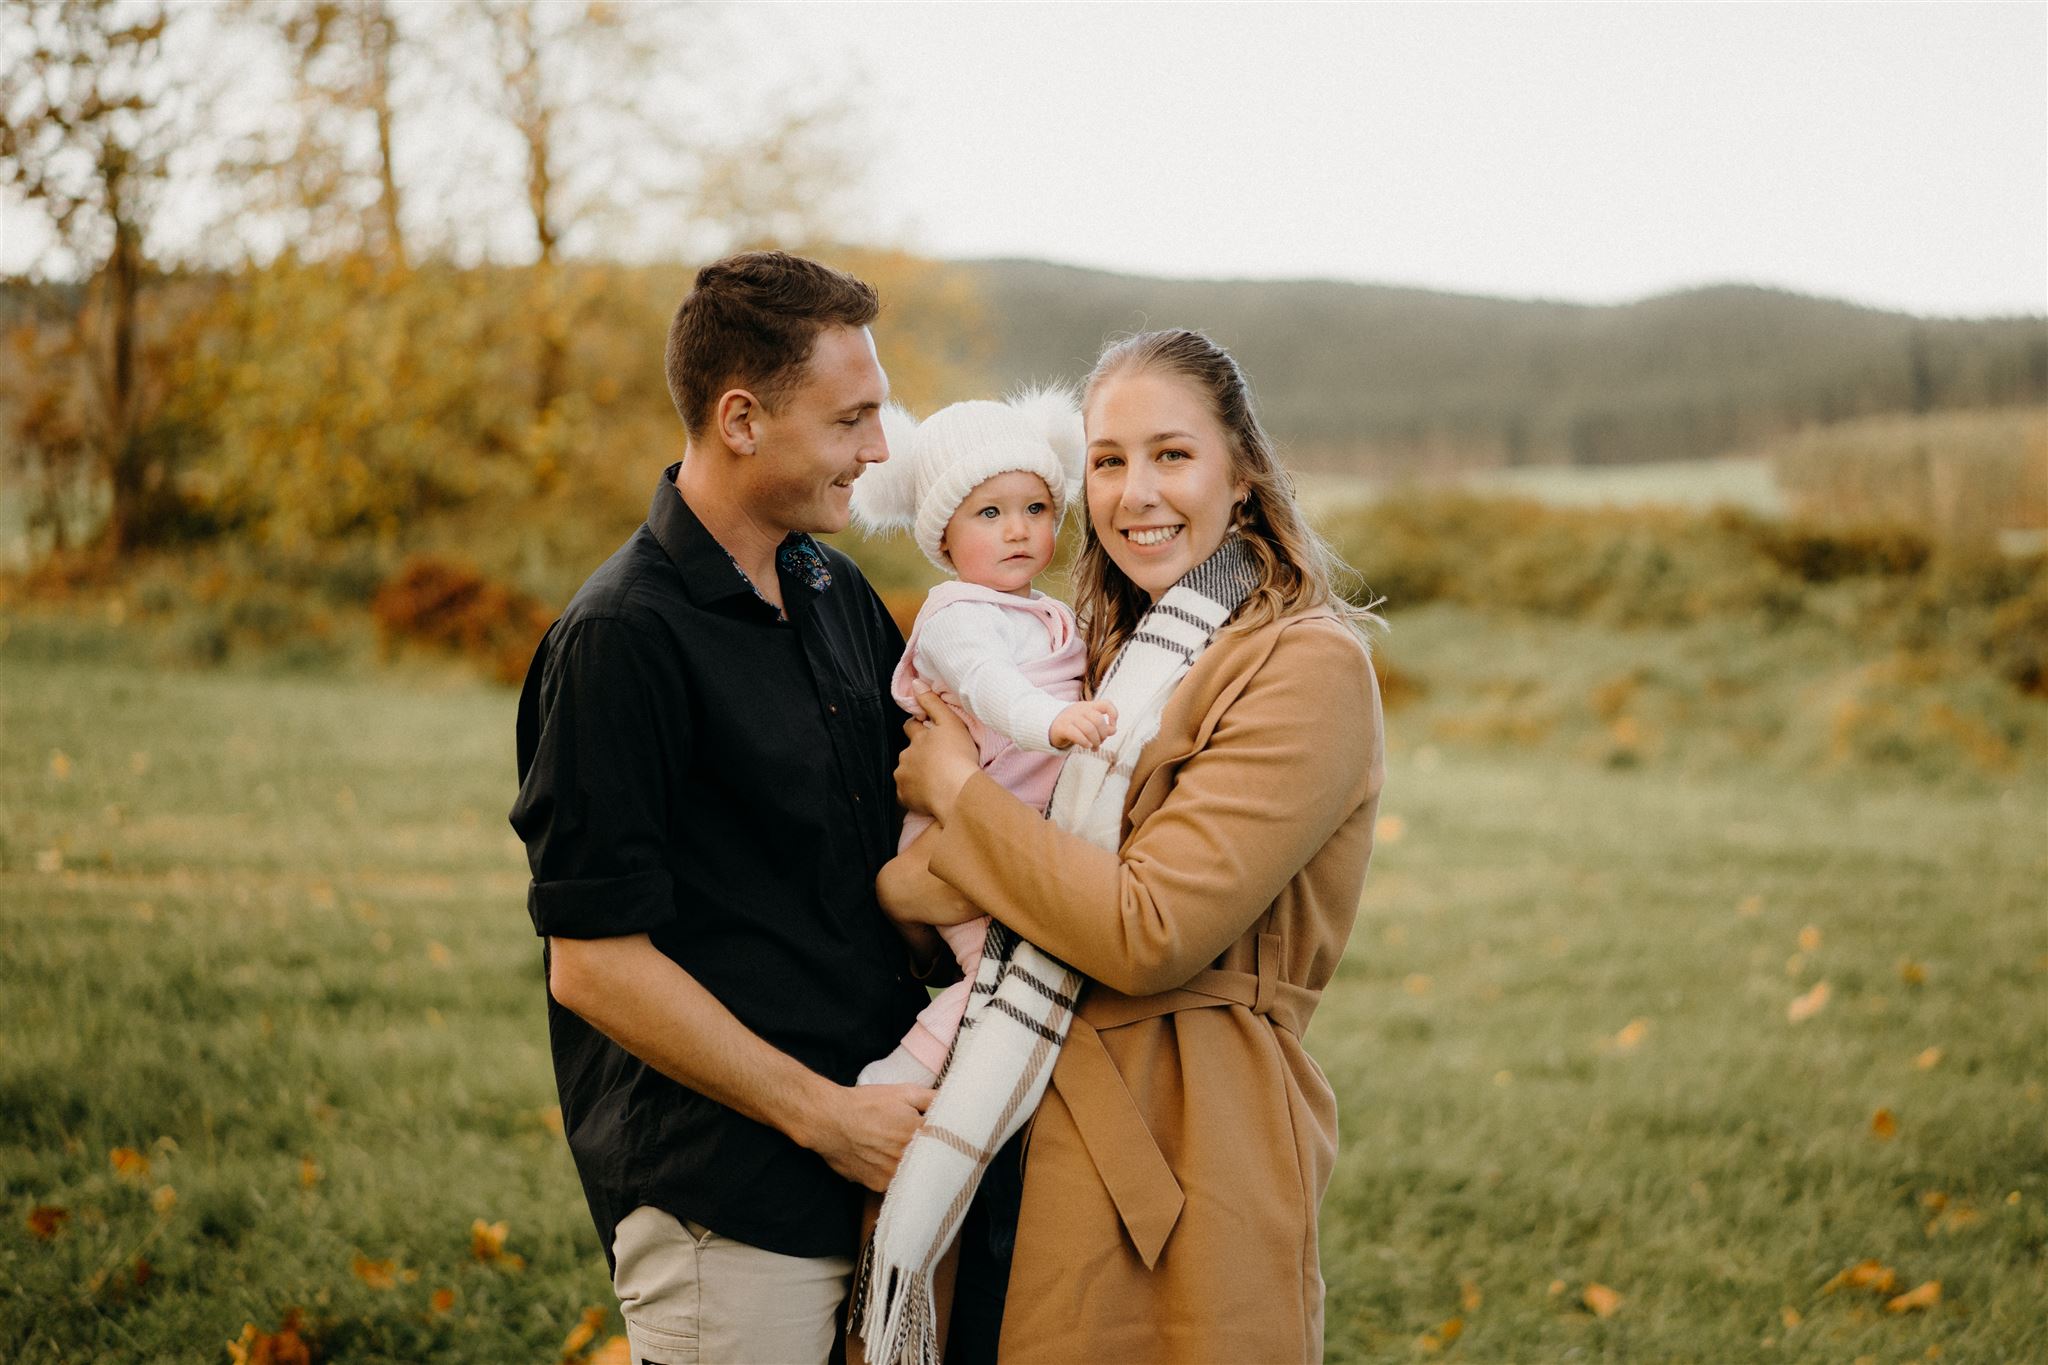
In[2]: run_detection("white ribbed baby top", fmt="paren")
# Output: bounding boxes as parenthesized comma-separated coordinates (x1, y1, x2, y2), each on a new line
(911, 596, 1072, 754)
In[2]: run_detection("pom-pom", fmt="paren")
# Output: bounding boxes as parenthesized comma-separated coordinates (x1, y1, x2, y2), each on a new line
(1004, 384, 1084, 502)
(850, 403, 923, 532)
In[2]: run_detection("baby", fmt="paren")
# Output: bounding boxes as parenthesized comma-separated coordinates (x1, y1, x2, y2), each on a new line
(850, 388, 1115, 1087)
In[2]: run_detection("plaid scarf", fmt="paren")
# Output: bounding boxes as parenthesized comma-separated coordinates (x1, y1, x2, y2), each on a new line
(852, 533, 1261, 1365)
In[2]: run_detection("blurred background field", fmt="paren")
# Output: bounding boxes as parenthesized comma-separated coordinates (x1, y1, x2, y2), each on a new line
(4, 1, 2046, 1361)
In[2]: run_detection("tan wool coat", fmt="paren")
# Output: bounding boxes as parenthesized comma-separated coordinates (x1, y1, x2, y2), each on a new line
(926, 607, 1385, 1364)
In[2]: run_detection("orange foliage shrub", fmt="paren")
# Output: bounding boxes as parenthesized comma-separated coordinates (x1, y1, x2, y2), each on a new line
(370, 556, 551, 684)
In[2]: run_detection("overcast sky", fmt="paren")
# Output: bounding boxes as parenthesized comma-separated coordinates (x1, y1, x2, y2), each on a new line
(3, 2, 2040, 317)
(740, 1, 2046, 317)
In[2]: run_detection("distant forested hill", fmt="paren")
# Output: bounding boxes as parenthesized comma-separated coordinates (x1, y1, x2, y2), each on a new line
(955, 259, 2048, 473)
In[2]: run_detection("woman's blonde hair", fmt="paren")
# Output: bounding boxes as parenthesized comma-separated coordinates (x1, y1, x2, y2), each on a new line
(1073, 329, 1380, 689)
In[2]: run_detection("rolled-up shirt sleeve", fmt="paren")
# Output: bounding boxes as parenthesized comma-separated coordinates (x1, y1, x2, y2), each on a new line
(510, 616, 680, 939)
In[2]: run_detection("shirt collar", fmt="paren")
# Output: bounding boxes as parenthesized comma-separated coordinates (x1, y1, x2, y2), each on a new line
(650, 463, 834, 613)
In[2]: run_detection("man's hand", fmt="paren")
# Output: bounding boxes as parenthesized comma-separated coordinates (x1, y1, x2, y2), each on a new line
(797, 1081, 936, 1192)
(1049, 698, 1117, 751)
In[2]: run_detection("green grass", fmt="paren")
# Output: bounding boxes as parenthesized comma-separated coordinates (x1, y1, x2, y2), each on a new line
(1, 630, 2042, 1361)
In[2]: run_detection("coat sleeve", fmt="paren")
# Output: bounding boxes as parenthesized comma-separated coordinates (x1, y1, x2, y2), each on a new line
(926, 616, 1381, 997)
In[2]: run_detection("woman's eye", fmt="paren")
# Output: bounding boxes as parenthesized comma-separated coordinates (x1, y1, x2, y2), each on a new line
(1159, 448, 1189, 461)
(1093, 455, 1123, 471)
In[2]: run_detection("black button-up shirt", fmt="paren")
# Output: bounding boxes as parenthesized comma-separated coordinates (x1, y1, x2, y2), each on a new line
(509, 466, 924, 1262)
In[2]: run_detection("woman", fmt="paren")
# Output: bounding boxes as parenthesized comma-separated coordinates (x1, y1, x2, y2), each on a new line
(884, 329, 1385, 1363)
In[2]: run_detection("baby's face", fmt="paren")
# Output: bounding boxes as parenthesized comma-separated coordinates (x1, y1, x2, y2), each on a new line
(941, 470, 1058, 595)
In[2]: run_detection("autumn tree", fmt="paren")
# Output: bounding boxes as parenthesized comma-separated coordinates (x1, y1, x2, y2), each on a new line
(0, 0, 191, 553)
(231, 0, 413, 267)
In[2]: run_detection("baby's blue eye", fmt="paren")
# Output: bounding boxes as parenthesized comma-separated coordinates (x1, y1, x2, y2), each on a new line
(978, 506, 999, 518)
(1028, 502, 1048, 515)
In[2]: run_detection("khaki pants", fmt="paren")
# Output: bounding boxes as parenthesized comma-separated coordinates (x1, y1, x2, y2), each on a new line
(612, 1205, 852, 1365)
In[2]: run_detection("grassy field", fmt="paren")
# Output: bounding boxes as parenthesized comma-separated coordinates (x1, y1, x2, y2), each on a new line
(2, 618, 2044, 1363)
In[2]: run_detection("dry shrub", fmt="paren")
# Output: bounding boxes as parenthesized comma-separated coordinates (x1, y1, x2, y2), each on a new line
(370, 555, 550, 684)
(876, 587, 925, 640)
(1740, 519, 1932, 582)
(1768, 406, 2048, 549)
(1372, 656, 1428, 711)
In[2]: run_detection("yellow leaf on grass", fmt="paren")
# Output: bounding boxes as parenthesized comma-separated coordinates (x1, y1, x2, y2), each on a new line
(1886, 1280, 1941, 1312)
(1582, 1283, 1622, 1318)
(1914, 1046, 1943, 1070)
(26, 1205, 68, 1240)
(1736, 893, 1763, 918)
(49, 750, 72, 780)
(588, 1338, 632, 1365)
(110, 1147, 150, 1181)
(1822, 1258, 1896, 1295)
(540, 1105, 565, 1136)
(561, 1306, 608, 1357)
(1459, 1278, 1483, 1312)
(226, 1309, 311, 1365)
(1403, 973, 1433, 997)
(1927, 1204, 1981, 1237)
(1870, 1108, 1898, 1140)
(1798, 925, 1822, 952)
(1787, 981, 1831, 1023)
(1780, 1305, 1802, 1328)
(151, 1186, 177, 1215)
(430, 1287, 456, 1314)
(300, 1158, 323, 1188)
(472, 1217, 526, 1269)
(1546, 1279, 1566, 1298)
(1613, 1018, 1650, 1051)
(1437, 1317, 1463, 1344)
(472, 1218, 509, 1260)
(1375, 814, 1407, 844)
(350, 1252, 398, 1290)
(1899, 958, 1927, 986)
(427, 941, 452, 967)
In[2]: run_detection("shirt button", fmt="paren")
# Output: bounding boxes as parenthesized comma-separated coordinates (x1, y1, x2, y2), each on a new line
(828, 704, 839, 715)
(852, 794, 861, 803)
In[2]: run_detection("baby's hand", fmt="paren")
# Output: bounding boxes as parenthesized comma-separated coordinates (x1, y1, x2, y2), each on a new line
(1049, 699, 1117, 751)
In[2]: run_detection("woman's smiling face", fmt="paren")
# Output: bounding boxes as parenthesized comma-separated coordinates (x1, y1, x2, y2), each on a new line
(1084, 369, 1248, 601)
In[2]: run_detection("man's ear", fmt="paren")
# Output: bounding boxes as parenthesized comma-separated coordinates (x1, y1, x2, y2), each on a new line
(714, 388, 761, 456)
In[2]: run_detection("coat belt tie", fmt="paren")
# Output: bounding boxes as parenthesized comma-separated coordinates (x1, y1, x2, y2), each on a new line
(1049, 934, 1321, 1269)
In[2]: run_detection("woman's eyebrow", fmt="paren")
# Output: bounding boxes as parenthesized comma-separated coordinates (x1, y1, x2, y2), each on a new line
(1088, 429, 1199, 450)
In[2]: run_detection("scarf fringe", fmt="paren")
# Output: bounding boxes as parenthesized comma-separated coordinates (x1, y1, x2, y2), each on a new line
(850, 1237, 938, 1365)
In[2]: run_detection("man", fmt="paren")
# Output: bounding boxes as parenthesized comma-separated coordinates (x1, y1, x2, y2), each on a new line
(510, 251, 936, 1364)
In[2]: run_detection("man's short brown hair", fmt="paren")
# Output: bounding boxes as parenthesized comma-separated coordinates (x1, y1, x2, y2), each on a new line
(665, 251, 881, 436)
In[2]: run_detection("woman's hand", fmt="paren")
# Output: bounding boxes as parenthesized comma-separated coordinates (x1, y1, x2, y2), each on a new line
(894, 685, 981, 822)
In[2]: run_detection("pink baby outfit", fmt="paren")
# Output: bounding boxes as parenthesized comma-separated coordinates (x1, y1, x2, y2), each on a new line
(889, 580, 1085, 1076)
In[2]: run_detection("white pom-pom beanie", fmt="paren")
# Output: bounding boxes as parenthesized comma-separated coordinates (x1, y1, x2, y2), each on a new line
(850, 386, 1084, 572)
